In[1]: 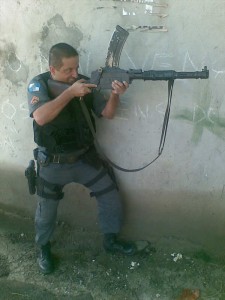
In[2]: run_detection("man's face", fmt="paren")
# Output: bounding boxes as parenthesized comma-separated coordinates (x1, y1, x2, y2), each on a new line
(50, 56, 79, 84)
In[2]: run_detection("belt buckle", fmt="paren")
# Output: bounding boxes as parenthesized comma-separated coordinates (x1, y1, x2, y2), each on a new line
(52, 154, 60, 163)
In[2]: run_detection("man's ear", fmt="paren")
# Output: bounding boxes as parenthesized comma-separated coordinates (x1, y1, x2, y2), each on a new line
(49, 65, 56, 76)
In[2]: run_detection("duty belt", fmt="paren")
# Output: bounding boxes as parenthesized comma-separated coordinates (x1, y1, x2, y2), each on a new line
(49, 147, 89, 164)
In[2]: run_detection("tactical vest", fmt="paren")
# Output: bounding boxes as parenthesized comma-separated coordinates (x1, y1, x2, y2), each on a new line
(33, 73, 95, 153)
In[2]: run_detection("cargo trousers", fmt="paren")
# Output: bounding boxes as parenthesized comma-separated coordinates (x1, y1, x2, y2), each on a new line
(35, 159, 123, 246)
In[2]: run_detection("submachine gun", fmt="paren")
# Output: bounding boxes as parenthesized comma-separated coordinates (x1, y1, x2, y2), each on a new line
(47, 25, 209, 173)
(89, 25, 208, 89)
(90, 66, 209, 90)
(88, 65, 208, 172)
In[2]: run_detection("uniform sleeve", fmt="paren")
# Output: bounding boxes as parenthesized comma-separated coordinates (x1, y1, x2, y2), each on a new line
(27, 76, 50, 118)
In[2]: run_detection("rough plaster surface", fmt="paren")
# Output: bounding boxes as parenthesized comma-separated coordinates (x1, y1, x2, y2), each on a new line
(0, 0, 225, 250)
(1, 208, 225, 299)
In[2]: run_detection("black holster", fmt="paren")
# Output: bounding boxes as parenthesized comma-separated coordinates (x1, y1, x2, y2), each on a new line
(25, 152, 63, 200)
(25, 160, 37, 195)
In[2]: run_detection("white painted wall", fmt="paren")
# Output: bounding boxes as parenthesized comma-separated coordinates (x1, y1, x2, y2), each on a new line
(1, 0, 225, 251)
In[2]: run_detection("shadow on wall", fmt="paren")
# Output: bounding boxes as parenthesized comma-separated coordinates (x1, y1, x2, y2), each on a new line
(1, 165, 225, 255)
(0, 166, 98, 231)
(121, 188, 225, 255)
(0, 165, 36, 216)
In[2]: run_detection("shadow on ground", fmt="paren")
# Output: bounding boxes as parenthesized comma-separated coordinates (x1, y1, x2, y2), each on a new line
(0, 207, 225, 300)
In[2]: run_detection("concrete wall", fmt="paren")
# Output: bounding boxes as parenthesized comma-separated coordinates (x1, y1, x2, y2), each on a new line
(1, 0, 225, 251)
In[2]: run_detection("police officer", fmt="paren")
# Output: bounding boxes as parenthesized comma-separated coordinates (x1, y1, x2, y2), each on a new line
(27, 43, 136, 274)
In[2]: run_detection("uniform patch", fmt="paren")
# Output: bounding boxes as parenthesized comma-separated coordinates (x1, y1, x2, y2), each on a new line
(31, 96, 39, 105)
(28, 82, 40, 92)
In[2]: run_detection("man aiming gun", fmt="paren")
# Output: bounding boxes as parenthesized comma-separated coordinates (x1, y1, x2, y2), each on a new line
(27, 43, 136, 275)
(26, 26, 209, 275)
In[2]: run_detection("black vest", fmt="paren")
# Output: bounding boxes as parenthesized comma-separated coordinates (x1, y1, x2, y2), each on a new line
(33, 73, 95, 153)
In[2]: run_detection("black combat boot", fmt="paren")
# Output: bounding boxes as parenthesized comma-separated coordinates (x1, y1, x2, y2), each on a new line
(37, 242, 54, 274)
(103, 233, 136, 255)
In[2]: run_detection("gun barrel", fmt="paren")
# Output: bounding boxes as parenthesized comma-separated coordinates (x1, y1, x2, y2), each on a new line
(129, 66, 209, 81)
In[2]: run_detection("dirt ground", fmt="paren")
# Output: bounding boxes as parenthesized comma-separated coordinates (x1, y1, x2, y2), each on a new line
(0, 206, 225, 300)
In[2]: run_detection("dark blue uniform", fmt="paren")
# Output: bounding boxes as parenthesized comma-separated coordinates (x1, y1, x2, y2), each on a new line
(27, 72, 123, 246)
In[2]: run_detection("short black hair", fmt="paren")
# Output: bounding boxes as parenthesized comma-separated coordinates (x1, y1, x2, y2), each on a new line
(49, 43, 78, 69)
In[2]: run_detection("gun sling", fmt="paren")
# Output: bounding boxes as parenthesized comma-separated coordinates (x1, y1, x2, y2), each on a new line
(79, 79, 174, 173)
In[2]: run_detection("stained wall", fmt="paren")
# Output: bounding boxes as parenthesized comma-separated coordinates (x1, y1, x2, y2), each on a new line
(0, 0, 225, 251)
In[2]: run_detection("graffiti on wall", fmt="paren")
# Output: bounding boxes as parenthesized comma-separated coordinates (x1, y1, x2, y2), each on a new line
(1, 3, 225, 155)
(0, 98, 29, 154)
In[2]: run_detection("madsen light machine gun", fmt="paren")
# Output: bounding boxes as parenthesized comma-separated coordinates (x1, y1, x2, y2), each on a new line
(48, 25, 209, 172)
(90, 65, 208, 91)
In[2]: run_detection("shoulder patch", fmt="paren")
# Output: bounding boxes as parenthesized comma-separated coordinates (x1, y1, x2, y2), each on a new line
(31, 96, 39, 105)
(28, 82, 40, 92)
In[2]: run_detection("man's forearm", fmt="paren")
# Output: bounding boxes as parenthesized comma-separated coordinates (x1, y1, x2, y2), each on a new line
(33, 88, 74, 126)
(101, 93, 120, 119)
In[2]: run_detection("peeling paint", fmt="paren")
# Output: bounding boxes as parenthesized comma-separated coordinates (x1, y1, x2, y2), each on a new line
(2, 43, 28, 85)
(95, 6, 117, 10)
(40, 14, 83, 59)
(111, 0, 167, 5)
(122, 8, 136, 15)
(125, 25, 168, 32)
